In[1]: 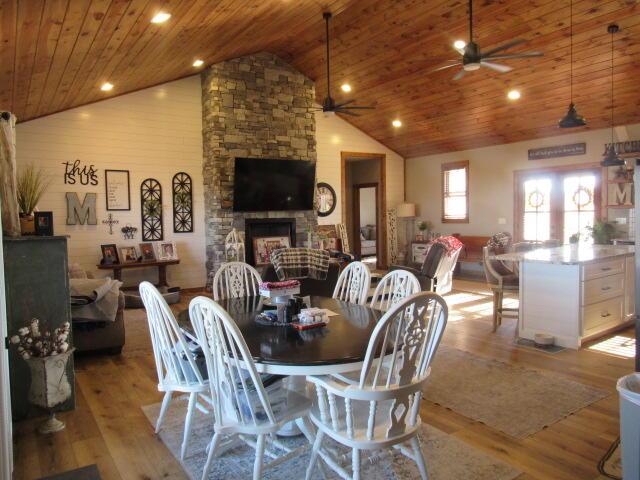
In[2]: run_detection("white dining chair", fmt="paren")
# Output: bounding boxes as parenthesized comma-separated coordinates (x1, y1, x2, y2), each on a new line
(332, 261, 371, 305)
(305, 291, 449, 480)
(189, 296, 313, 480)
(138, 281, 210, 460)
(213, 261, 262, 301)
(369, 269, 421, 311)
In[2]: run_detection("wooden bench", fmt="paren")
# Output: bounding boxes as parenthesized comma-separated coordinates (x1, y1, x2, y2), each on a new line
(452, 234, 490, 270)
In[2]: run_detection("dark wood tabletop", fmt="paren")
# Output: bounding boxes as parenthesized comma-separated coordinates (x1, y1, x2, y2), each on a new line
(178, 296, 384, 368)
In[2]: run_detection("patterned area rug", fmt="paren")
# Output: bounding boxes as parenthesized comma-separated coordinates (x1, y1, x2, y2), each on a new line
(142, 401, 521, 480)
(424, 346, 610, 438)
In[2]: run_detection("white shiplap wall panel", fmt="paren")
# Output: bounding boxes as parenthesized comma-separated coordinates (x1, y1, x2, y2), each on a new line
(16, 76, 206, 289)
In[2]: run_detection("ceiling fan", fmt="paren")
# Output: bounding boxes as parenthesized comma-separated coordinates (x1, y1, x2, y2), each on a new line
(314, 12, 374, 116)
(433, 0, 543, 80)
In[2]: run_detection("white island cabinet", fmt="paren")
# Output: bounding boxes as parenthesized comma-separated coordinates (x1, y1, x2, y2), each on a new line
(495, 245, 635, 349)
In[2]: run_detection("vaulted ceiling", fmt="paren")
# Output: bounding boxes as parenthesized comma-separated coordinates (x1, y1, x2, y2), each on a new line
(1, 0, 639, 157)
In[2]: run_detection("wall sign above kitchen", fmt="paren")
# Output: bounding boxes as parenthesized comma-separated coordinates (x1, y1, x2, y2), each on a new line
(528, 143, 586, 161)
(62, 159, 98, 185)
(603, 140, 640, 156)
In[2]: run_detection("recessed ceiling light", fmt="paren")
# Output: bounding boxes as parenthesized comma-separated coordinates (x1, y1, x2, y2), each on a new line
(151, 11, 171, 24)
(193, 59, 204, 67)
(392, 119, 402, 128)
(100, 82, 113, 92)
(454, 40, 466, 50)
(341, 83, 352, 93)
(507, 89, 521, 100)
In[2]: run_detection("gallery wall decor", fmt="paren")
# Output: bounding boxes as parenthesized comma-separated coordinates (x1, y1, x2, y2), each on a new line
(65, 192, 97, 225)
(172, 172, 193, 233)
(62, 159, 98, 185)
(105, 169, 130, 211)
(528, 143, 586, 161)
(102, 213, 119, 234)
(141, 178, 163, 241)
(121, 224, 137, 239)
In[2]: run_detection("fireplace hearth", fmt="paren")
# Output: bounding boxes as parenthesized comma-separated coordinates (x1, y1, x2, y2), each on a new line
(244, 218, 296, 266)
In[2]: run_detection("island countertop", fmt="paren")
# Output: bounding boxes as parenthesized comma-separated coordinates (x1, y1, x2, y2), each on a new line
(493, 244, 635, 265)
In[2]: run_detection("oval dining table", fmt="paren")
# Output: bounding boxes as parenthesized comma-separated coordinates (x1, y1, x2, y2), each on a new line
(177, 295, 385, 438)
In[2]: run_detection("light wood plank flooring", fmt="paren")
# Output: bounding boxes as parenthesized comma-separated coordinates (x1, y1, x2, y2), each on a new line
(12, 279, 634, 479)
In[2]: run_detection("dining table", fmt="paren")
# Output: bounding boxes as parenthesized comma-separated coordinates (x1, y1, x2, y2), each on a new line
(177, 295, 385, 437)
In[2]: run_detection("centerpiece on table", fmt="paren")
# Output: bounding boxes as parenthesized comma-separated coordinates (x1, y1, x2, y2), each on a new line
(10, 319, 74, 434)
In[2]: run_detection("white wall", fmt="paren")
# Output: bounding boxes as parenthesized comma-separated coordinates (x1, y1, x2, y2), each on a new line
(16, 76, 206, 288)
(406, 125, 638, 237)
(315, 112, 405, 226)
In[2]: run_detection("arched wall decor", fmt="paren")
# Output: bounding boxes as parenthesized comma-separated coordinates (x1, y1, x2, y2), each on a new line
(140, 178, 163, 241)
(172, 172, 193, 233)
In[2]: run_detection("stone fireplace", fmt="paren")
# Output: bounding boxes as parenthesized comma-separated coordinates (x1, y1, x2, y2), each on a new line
(244, 218, 296, 266)
(201, 52, 317, 282)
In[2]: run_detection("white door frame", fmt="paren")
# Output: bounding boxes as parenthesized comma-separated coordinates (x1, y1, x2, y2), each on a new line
(0, 205, 13, 479)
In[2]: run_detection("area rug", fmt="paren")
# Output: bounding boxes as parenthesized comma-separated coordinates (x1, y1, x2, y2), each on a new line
(142, 401, 521, 480)
(424, 346, 610, 438)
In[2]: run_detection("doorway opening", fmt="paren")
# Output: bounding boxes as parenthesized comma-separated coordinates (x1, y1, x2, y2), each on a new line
(341, 152, 387, 269)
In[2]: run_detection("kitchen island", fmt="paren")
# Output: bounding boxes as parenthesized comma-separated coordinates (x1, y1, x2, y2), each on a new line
(494, 245, 635, 349)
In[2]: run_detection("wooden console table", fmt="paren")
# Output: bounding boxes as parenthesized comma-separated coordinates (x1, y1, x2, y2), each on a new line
(97, 259, 180, 287)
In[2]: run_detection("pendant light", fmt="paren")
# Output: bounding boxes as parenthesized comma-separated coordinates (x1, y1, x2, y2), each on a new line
(601, 24, 624, 167)
(559, 0, 586, 128)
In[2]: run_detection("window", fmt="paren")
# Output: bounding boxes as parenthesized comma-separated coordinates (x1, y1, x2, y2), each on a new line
(515, 166, 600, 243)
(442, 161, 469, 223)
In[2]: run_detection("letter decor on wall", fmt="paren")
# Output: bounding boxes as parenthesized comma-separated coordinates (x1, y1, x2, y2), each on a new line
(62, 159, 99, 185)
(141, 178, 163, 241)
(66, 192, 97, 225)
(172, 172, 193, 233)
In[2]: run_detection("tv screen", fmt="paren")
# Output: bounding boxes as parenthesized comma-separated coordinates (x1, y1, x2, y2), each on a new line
(233, 158, 316, 212)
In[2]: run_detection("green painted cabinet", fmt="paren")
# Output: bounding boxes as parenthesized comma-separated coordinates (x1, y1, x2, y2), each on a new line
(3, 236, 74, 420)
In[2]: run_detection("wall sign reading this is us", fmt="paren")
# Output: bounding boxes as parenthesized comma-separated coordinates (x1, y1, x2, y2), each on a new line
(62, 159, 99, 185)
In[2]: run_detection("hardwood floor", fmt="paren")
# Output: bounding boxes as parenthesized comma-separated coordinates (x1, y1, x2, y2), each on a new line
(12, 280, 634, 479)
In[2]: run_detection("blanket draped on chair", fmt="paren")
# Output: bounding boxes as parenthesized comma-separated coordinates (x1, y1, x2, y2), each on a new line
(270, 247, 330, 281)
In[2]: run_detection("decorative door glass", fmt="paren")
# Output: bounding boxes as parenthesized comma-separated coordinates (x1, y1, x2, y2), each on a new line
(523, 177, 552, 242)
(563, 174, 596, 244)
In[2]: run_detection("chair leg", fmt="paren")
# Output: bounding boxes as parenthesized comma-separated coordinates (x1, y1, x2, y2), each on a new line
(253, 434, 266, 480)
(181, 392, 197, 460)
(497, 291, 504, 326)
(305, 430, 325, 480)
(352, 448, 360, 480)
(201, 432, 221, 480)
(492, 292, 499, 332)
(411, 436, 429, 480)
(156, 391, 173, 433)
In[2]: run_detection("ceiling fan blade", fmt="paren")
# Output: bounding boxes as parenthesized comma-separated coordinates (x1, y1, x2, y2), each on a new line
(337, 109, 360, 116)
(480, 61, 513, 73)
(341, 105, 375, 110)
(481, 39, 527, 58)
(335, 99, 355, 108)
(453, 69, 465, 81)
(484, 52, 543, 60)
(432, 62, 462, 72)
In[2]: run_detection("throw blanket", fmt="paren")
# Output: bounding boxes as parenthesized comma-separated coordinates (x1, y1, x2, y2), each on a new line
(270, 248, 330, 281)
(433, 235, 464, 257)
(70, 278, 122, 322)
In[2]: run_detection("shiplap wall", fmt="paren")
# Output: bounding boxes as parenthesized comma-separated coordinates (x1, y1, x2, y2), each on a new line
(315, 112, 405, 226)
(16, 76, 206, 288)
(15, 75, 404, 288)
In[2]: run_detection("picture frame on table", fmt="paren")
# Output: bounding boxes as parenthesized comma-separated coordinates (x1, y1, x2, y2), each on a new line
(34, 211, 54, 236)
(157, 241, 178, 261)
(105, 169, 131, 211)
(119, 246, 139, 263)
(100, 244, 120, 265)
(139, 242, 157, 262)
(253, 236, 291, 266)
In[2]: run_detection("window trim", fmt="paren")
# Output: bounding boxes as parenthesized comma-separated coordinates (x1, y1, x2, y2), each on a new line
(441, 160, 469, 223)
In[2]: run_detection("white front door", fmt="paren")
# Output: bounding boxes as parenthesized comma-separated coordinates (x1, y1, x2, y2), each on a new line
(0, 205, 13, 479)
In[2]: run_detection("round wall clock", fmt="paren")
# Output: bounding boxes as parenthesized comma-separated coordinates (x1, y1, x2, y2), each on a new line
(316, 182, 336, 217)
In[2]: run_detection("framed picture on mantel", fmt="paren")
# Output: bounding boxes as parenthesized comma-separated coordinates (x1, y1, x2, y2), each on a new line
(105, 169, 130, 211)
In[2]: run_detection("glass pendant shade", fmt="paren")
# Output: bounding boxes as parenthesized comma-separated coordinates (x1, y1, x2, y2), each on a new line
(601, 144, 624, 167)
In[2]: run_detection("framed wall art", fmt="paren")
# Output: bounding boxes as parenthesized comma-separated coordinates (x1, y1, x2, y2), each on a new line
(105, 170, 130, 211)
(141, 178, 163, 241)
(34, 212, 54, 236)
(172, 172, 193, 233)
(119, 246, 139, 263)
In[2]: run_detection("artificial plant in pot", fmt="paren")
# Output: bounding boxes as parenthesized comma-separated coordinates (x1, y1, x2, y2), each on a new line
(17, 165, 49, 235)
(587, 220, 618, 245)
(416, 220, 433, 241)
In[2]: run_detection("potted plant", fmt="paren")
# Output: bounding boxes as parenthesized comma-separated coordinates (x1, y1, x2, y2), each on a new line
(416, 220, 433, 241)
(17, 165, 49, 235)
(569, 233, 580, 244)
(9, 318, 73, 434)
(587, 220, 618, 245)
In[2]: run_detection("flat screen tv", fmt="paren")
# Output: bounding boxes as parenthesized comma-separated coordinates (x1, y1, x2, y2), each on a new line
(233, 158, 316, 212)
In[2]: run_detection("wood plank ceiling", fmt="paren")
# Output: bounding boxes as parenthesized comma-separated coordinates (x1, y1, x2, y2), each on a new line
(1, 0, 639, 157)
